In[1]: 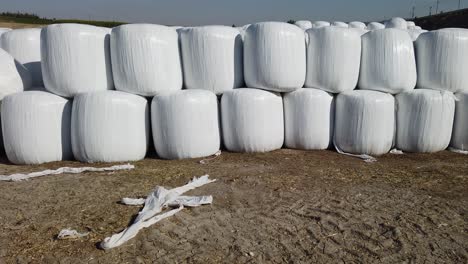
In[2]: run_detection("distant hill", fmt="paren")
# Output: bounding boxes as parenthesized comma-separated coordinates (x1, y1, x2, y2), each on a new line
(0, 12, 126, 28)
(411, 8, 468, 30)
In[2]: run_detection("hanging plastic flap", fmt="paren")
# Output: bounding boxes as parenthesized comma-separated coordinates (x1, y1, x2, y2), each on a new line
(0, 28, 43, 86)
(1, 91, 72, 165)
(101, 175, 216, 250)
(221, 88, 284, 153)
(334, 90, 395, 156)
(0, 163, 134, 182)
(0, 48, 31, 99)
(180, 26, 243, 95)
(244, 22, 306, 92)
(71, 91, 149, 163)
(415, 29, 468, 93)
(348, 21, 366, 29)
(41, 24, 114, 98)
(305, 27, 361, 93)
(450, 92, 468, 151)
(367, 22, 385, 31)
(151, 90, 220, 160)
(111, 24, 182, 96)
(295, 20, 313, 30)
(385, 17, 408, 29)
(331, 22, 348, 28)
(396, 89, 455, 153)
(284, 89, 334, 150)
(359, 29, 417, 94)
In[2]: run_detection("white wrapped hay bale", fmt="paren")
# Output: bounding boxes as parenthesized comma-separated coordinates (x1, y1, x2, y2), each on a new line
(0, 28, 11, 36)
(71, 91, 149, 163)
(312, 21, 330, 28)
(41, 24, 113, 97)
(331, 22, 348, 28)
(367, 22, 385, 30)
(385, 17, 408, 29)
(305, 27, 361, 93)
(407, 29, 427, 41)
(451, 92, 468, 151)
(396, 89, 455, 153)
(1, 91, 72, 164)
(348, 21, 366, 29)
(334, 90, 395, 156)
(295, 20, 313, 30)
(359, 29, 416, 94)
(151, 90, 220, 159)
(407, 21, 416, 28)
(0, 48, 31, 99)
(111, 24, 182, 96)
(0, 28, 43, 87)
(180, 26, 243, 95)
(284, 89, 334, 150)
(415, 29, 468, 93)
(221, 88, 284, 152)
(244, 22, 306, 92)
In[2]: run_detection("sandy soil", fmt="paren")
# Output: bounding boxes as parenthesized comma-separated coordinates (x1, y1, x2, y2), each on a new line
(0, 22, 43, 29)
(0, 149, 467, 263)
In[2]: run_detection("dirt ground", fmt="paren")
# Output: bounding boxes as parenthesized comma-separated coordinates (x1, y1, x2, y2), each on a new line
(0, 149, 466, 263)
(0, 22, 43, 29)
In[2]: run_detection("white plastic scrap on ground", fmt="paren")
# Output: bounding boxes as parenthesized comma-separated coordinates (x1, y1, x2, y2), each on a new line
(100, 175, 216, 250)
(199, 150, 221, 164)
(334, 141, 377, 163)
(448, 148, 468, 155)
(57, 229, 89, 240)
(0, 164, 134, 182)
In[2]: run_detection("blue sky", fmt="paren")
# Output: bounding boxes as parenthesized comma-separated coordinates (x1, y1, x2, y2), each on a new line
(1, 0, 465, 26)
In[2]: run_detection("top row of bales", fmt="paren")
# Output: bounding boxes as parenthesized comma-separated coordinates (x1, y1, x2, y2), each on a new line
(32, 22, 468, 99)
(294, 17, 421, 30)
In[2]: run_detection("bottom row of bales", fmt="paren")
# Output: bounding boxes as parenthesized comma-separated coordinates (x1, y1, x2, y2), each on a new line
(0, 88, 466, 165)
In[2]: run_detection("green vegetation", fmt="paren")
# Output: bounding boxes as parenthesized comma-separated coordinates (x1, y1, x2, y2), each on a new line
(0, 11, 126, 28)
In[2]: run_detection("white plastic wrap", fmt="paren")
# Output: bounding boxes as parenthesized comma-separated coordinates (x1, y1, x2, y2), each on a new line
(151, 90, 220, 160)
(334, 90, 395, 156)
(451, 92, 468, 151)
(407, 21, 416, 28)
(284, 89, 334, 150)
(396, 89, 455, 153)
(111, 24, 182, 96)
(312, 21, 330, 28)
(1, 91, 72, 165)
(221, 88, 284, 152)
(0, 28, 11, 37)
(41, 24, 114, 97)
(415, 29, 468, 93)
(0, 48, 31, 100)
(305, 27, 361, 93)
(244, 22, 305, 92)
(407, 29, 427, 41)
(348, 21, 366, 29)
(385, 17, 408, 29)
(71, 91, 149, 163)
(367, 22, 385, 30)
(180, 26, 243, 95)
(295, 20, 313, 30)
(359, 29, 416, 94)
(0, 28, 42, 87)
(331, 22, 348, 28)
(350, 28, 369, 36)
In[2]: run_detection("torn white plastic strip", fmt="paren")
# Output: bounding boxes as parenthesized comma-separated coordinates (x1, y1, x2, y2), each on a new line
(0, 164, 134, 182)
(199, 150, 221, 164)
(57, 229, 89, 240)
(333, 141, 377, 163)
(100, 175, 216, 250)
(122, 195, 213, 207)
(448, 147, 468, 154)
